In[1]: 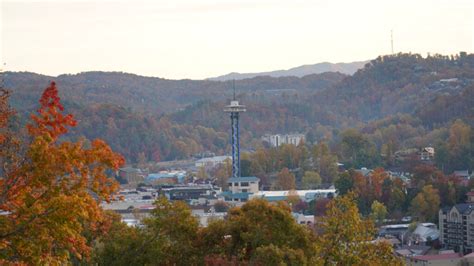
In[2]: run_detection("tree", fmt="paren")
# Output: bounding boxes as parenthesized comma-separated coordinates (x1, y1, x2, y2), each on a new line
(214, 200, 229, 213)
(313, 198, 331, 217)
(370, 200, 388, 226)
(411, 164, 445, 189)
(93, 197, 202, 265)
(340, 129, 379, 168)
(334, 171, 354, 195)
(92, 212, 146, 266)
(251, 244, 307, 265)
(312, 142, 339, 183)
(0, 82, 124, 264)
(274, 167, 296, 190)
(0, 89, 13, 144)
(199, 199, 314, 262)
(141, 197, 202, 265)
(212, 158, 232, 189)
(409, 185, 441, 222)
(196, 165, 208, 180)
(387, 187, 406, 216)
(302, 171, 322, 189)
(315, 193, 402, 265)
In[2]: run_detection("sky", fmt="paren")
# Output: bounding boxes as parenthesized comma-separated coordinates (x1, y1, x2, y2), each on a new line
(1, 0, 473, 80)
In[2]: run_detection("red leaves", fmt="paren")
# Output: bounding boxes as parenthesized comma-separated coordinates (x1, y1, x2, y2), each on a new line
(27, 81, 77, 140)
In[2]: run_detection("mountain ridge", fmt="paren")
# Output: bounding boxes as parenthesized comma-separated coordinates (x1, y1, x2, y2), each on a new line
(208, 60, 368, 81)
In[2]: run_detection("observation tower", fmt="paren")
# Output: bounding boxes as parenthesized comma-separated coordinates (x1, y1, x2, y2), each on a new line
(223, 86, 246, 178)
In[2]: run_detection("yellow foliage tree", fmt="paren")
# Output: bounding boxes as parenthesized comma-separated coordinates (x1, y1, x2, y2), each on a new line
(314, 193, 402, 265)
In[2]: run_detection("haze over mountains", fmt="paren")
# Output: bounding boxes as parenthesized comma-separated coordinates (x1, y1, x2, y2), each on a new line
(208, 61, 368, 81)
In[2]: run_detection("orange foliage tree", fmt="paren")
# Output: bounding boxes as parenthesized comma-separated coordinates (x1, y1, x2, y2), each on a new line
(0, 82, 124, 264)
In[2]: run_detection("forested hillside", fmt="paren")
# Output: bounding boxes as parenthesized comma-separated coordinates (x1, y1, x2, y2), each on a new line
(4, 53, 474, 166)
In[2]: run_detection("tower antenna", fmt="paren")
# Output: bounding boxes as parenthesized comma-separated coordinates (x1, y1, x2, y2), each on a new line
(391, 30, 394, 54)
(232, 79, 236, 100)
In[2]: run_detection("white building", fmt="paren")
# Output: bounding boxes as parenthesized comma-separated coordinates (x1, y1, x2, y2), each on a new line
(250, 189, 336, 202)
(262, 133, 305, 147)
(195, 156, 231, 169)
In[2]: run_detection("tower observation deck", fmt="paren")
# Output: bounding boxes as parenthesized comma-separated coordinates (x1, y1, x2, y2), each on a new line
(224, 100, 246, 178)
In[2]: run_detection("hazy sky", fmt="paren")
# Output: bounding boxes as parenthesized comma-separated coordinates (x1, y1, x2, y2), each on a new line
(1, 0, 473, 79)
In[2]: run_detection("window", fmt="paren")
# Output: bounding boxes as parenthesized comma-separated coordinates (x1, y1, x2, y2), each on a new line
(228, 183, 232, 187)
(234, 182, 238, 186)
(241, 182, 249, 186)
(242, 189, 248, 193)
(452, 212, 459, 222)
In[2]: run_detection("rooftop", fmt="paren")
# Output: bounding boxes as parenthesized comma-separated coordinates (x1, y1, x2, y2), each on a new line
(253, 189, 336, 198)
(412, 253, 461, 261)
(228, 176, 260, 182)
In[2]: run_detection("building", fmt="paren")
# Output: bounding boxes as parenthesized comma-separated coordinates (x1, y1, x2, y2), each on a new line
(222, 176, 260, 202)
(453, 170, 471, 180)
(195, 156, 231, 169)
(161, 184, 220, 202)
(405, 253, 462, 266)
(249, 189, 336, 202)
(293, 213, 315, 226)
(261, 133, 305, 147)
(118, 167, 147, 186)
(355, 167, 373, 177)
(439, 199, 474, 253)
(420, 147, 435, 161)
(146, 170, 187, 184)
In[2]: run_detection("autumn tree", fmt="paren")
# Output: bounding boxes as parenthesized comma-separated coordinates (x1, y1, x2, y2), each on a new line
(409, 185, 441, 222)
(141, 197, 202, 264)
(370, 200, 388, 226)
(312, 142, 338, 183)
(302, 170, 322, 189)
(334, 171, 354, 195)
(251, 244, 308, 265)
(199, 199, 314, 262)
(211, 158, 232, 189)
(387, 186, 407, 218)
(196, 165, 209, 180)
(340, 129, 380, 168)
(274, 167, 296, 190)
(315, 193, 402, 265)
(0, 82, 124, 264)
(213, 200, 229, 213)
(93, 197, 202, 265)
(0, 89, 13, 144)
(92, 212, 146, 266)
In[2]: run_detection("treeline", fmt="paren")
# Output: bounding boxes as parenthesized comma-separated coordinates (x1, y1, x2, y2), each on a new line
(223, 117, 474, 190)
(334, 164, 474, 223)
(91, 196, 401, 265)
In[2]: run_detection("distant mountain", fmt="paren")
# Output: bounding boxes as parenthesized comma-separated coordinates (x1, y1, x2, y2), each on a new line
(208, 61, 368, 81)
(4, 71, 345, 114)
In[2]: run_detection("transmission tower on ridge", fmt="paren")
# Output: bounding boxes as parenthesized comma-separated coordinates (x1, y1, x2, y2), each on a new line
(391, 30, 394, 54)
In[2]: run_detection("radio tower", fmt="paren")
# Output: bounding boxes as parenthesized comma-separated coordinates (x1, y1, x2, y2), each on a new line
(224, 80, 246, 178)
(391, 30, 394, 54)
